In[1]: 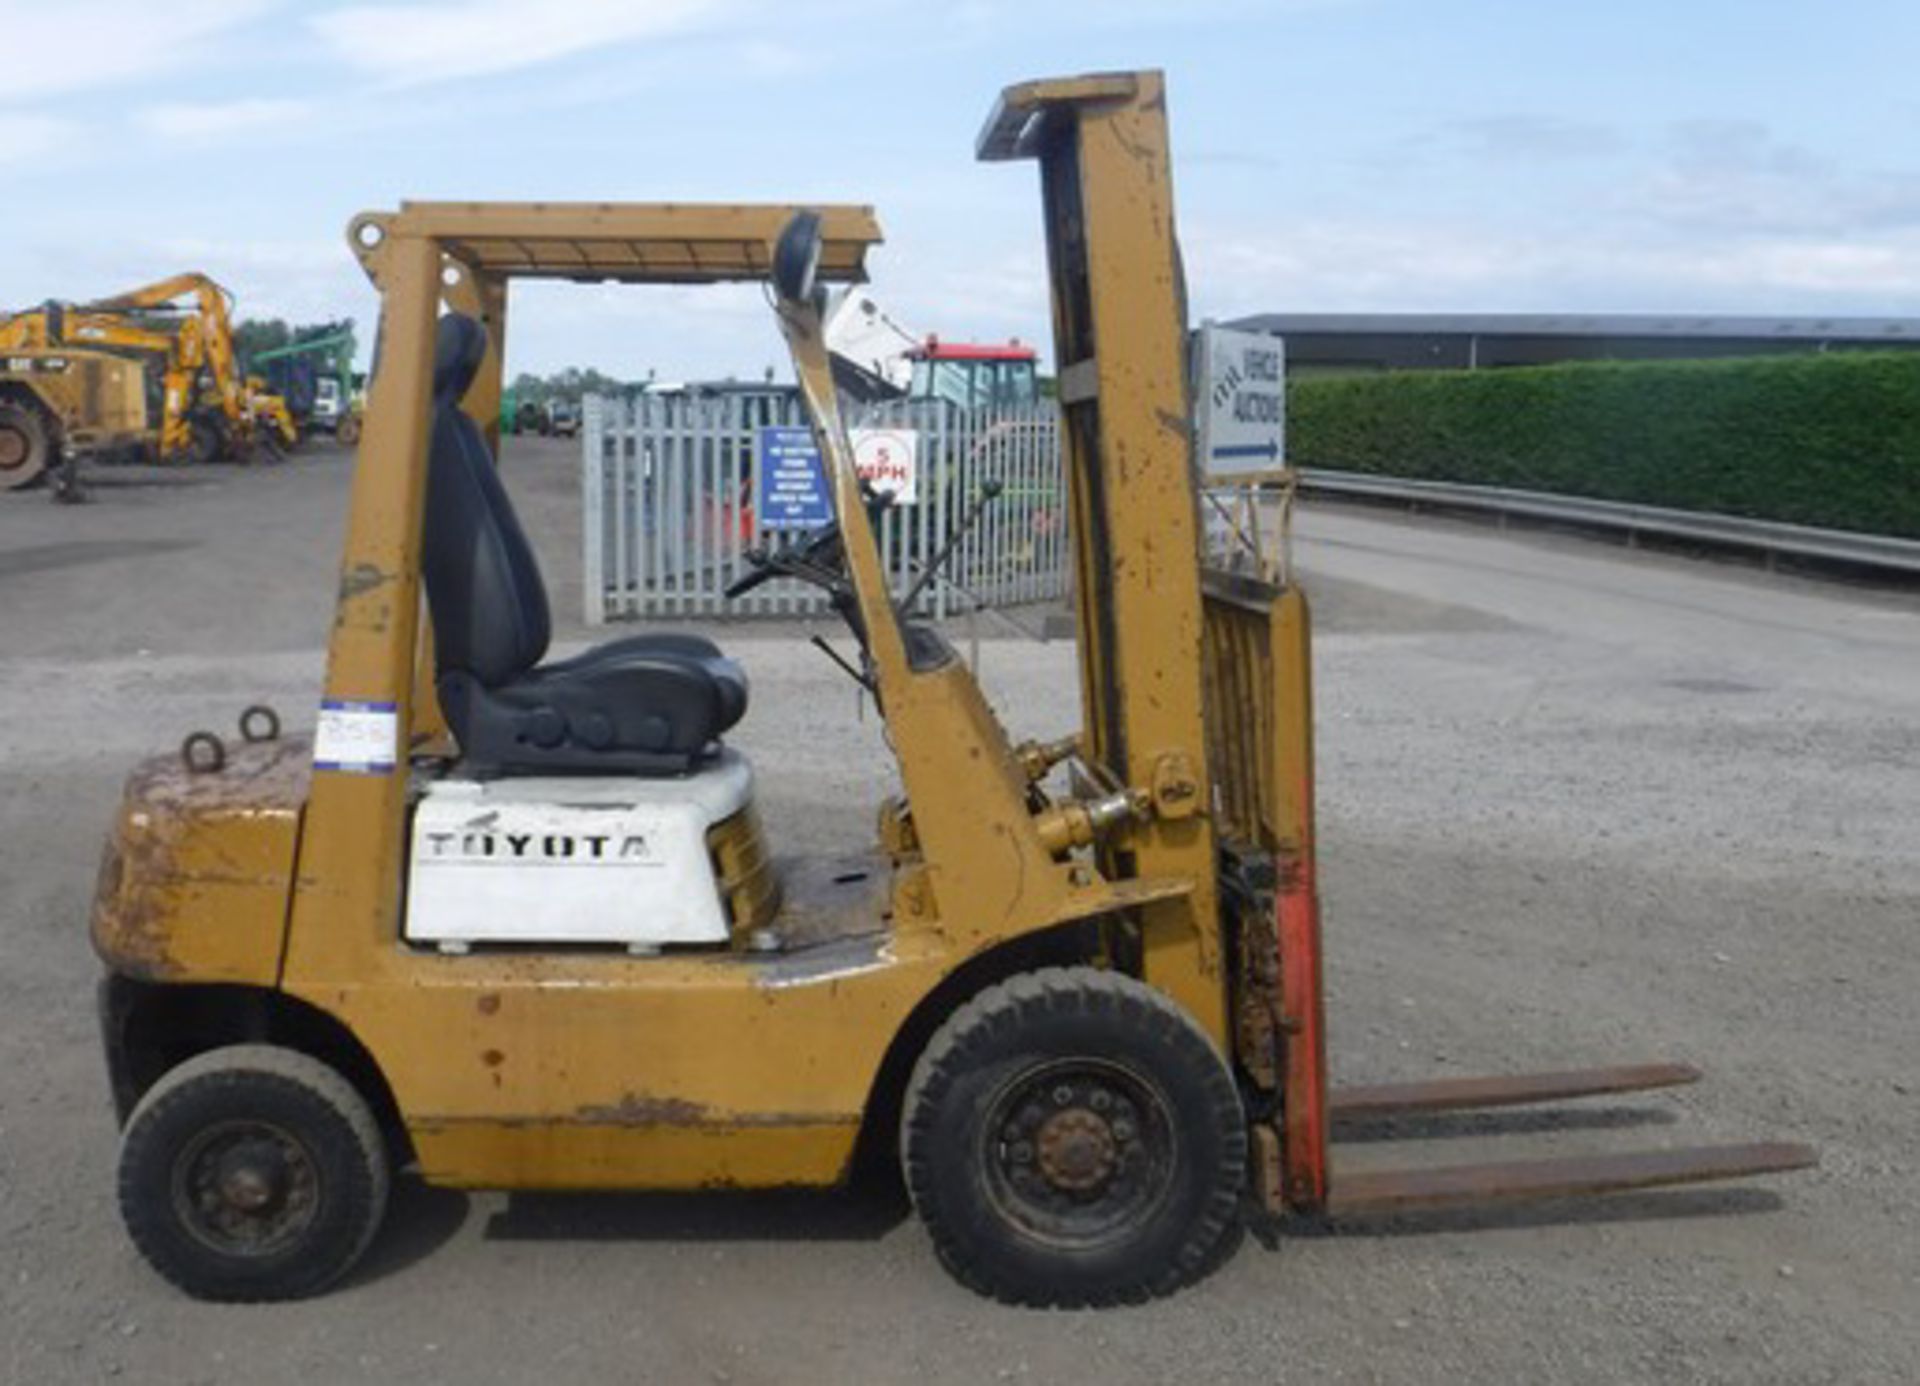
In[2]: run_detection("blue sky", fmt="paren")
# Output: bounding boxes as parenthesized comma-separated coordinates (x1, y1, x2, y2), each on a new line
(4, 0, 1917, 378)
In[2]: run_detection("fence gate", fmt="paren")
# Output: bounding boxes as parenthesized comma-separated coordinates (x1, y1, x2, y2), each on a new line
(583, 393, 1067, 623)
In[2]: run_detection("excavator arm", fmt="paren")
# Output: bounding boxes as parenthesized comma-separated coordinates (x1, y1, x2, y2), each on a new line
(83, 274, 246, 425)
(81, 273, 295, 459)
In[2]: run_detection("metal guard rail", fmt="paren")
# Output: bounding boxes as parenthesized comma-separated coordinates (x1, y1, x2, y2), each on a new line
(1297, 468, 1920, 578)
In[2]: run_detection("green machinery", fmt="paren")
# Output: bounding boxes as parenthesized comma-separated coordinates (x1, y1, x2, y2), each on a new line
(249, 330, 361, 444)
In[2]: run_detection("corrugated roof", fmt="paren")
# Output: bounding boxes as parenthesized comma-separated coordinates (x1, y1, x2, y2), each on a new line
(1225, 312, 1920, 341)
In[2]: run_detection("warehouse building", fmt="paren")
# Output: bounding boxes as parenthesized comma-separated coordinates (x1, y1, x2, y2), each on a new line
(1222, 312, 1920, 378)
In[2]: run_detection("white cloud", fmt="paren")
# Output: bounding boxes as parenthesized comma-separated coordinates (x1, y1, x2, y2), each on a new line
(309, 0, 726, 85)
(1688, 236, 1920, 297)
(0, 0, 276, 101)
(1627, 121, 1920, 240)
(137, 98, 312, 140)
(0, 113, 79, 165)
(1438, 114, 1626, 163)
(738, 40, 805, 76)
(1185, 217, 1920, 317)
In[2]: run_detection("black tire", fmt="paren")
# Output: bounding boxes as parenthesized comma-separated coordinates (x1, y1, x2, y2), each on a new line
(0, 399, 52, 491)
(901, 967, 1245, 1307)
(187, 417, 224, 466)
(117, 1044, 390, 1302)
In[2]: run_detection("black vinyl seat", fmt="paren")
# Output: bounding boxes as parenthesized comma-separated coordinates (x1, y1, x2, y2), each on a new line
(421, 313, 747, 775)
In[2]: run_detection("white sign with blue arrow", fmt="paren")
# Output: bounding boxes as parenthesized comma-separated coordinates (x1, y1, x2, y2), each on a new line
(1195, 323, 1285, 480)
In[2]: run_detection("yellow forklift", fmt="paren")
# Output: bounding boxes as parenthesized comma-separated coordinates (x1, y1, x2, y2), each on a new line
(89, 71, 1813, 1305)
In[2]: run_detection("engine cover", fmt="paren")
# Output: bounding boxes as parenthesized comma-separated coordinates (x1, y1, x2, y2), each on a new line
(403, 751, 753, 949)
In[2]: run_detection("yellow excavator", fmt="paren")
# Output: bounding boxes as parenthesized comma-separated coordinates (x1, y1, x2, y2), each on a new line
(0, 277, 299, 492)
(80, 273, 299, 464)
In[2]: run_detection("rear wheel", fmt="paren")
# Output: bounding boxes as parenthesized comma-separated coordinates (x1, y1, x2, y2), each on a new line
(117, 1045, 389, 1302)
(336, 413, 361, 447)
(0, 399, 52, 491)
(187, 417, 224, 466)
(901, 967, 1246, 1307)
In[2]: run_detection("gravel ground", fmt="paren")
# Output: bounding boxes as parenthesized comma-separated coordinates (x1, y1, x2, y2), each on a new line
(1, 439, 1915, 1383)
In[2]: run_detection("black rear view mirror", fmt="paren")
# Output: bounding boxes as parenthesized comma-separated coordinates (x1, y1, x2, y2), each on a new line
(772, 210, 823, 305)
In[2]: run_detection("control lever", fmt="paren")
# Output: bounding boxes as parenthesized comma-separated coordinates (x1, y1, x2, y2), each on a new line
(901, 478, 1004, 609)
(809, 634, 875, 693)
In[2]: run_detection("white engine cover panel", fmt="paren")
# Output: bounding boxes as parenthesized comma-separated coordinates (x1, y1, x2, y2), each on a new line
(403, 752, 753, 949)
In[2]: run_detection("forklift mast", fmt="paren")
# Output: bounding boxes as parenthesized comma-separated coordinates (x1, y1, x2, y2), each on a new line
(980, 72, 1228, 1042)
(982, 70, 1327, 1202)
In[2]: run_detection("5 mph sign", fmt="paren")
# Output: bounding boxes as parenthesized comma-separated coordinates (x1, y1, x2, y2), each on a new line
(1195, 323, 1284, 481)
(850, 427, 918, 505)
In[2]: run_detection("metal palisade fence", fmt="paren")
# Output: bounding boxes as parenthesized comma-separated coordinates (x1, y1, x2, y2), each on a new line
(583, 391, 1068, 623)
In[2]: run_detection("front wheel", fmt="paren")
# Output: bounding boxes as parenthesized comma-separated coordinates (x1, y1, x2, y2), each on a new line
(0, 399, 52, 491)
(901, 967, 1246, 1307)
(117, 1045, 390, 1302)
(187, 417, 224, 466)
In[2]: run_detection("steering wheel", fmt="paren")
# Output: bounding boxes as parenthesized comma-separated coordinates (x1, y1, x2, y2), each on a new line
(724, 517, 845, 599)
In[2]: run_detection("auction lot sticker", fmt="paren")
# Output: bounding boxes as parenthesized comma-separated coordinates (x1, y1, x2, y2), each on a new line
(314, 698, 398, 774)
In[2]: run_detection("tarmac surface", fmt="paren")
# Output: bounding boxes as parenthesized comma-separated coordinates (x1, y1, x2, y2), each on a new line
(2, 438, 1916, 1383)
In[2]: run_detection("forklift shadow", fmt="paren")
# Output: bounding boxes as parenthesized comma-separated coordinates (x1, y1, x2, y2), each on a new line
(342, 1178, 908, 1289)
(1260, 1186, 1785, 1244)
(482, 1181, 911, 1244)
(348, 1179, 476, 1288)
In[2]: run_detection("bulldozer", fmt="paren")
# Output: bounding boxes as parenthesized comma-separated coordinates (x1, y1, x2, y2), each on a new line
(0, 303, 161, 492)
(88, 71, 1813, 1306)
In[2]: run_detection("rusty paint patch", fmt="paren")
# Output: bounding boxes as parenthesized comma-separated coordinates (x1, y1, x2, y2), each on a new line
(570, 1094, 833, 1130)
(338, 561, 392, 603)
(92, 808, 178, 979)
(476, 993, 501, 1015)
(481, 1049, 504, 1068)
(122, 734, 312, 812)
(91, 736, 308, 983)
(576, 1093, 709, 1126)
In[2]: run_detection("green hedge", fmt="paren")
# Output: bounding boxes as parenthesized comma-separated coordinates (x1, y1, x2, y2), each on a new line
(1287, 351, 1920, 539)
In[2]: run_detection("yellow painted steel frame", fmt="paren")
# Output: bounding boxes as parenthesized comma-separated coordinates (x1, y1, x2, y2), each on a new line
(980, 71, 1228, 1042)
(262, 198, 1184, 1192)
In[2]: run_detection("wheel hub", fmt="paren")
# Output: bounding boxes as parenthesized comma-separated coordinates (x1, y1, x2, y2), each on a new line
(982, 1058, 1175, 1249)
(1035, 1109, 1118, 1190)
(216, 1144, 289, 1213)
(0, 427, 28, 472)
(172, 1121, 319, 1255)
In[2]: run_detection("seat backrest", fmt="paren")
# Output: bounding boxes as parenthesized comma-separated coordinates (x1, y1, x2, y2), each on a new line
(421, 313, 552, 688)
